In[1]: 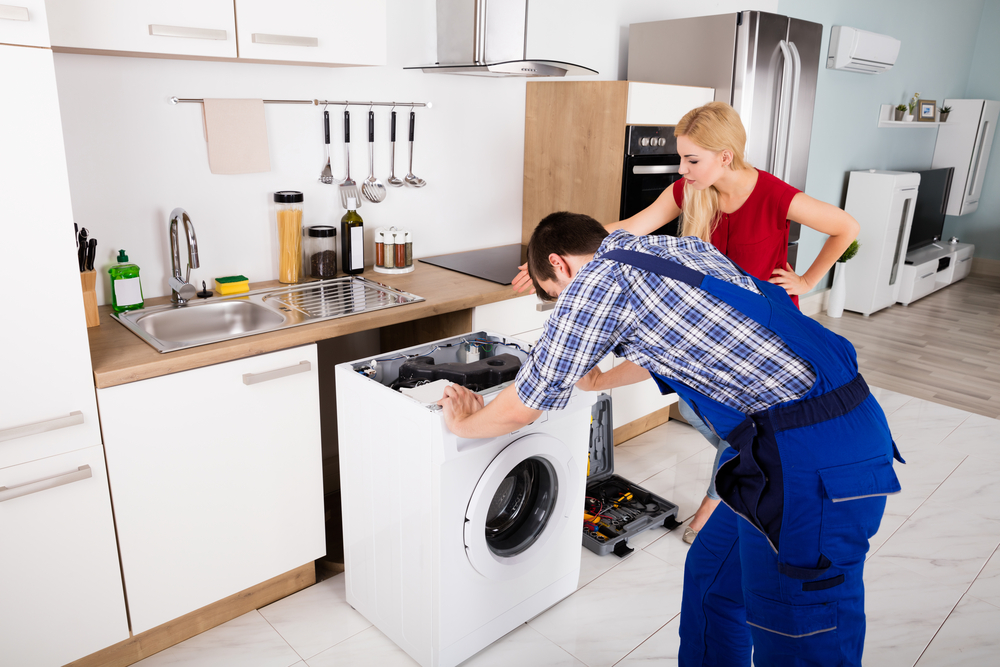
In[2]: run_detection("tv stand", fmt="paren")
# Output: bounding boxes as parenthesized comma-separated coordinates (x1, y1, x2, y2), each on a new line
(897, 242, 974, 306)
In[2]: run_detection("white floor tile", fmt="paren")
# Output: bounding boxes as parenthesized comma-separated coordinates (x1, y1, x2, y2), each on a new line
(305, 626, 417, 667)
(134, 611, 301, 667)
(258, 573, 372, 661)
(869, 386, 915, 417)
(914, 596, 1000, 666)
(615, 615, 681, 666)
(886, 397, 972, 453)
(529, 550, 684, 667)
(964, 547, 1000, 608)
(462, 624, 586, 667)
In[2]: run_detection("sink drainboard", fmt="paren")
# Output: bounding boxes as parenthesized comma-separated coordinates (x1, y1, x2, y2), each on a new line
(262, 277, 423, 319)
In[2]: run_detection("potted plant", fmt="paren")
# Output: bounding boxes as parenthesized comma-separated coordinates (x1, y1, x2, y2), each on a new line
(826, 239, 860, 318)
(894, 104, 907, 121)
(905, 92, 921, 121)
(940, 105, 952, 122)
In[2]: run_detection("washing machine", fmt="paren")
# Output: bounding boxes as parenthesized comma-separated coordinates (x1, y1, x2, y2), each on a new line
(335, 331, 595, 667)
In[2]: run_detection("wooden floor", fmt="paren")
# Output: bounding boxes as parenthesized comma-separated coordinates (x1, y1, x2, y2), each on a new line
(811, 273, 1000, 419)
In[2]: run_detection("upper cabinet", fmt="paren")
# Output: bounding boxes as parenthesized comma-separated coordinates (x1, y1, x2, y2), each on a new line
(46, 0, 238, 59)
(235, 0, 385, 66)
(45, 0, 386, 67)
(0, 0, 51, 47)
(931, 99, 1000, 216)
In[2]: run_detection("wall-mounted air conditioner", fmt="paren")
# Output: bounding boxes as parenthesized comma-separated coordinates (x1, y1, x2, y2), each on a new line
(826, 26, 900, 74)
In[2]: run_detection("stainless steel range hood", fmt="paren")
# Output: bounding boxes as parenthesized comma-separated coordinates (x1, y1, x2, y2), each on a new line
(407, 0, 597, 78)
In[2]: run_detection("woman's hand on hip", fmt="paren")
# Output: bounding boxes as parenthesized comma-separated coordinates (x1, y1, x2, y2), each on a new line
(512, 263, 535, 294)
(769, 262, 812, 295)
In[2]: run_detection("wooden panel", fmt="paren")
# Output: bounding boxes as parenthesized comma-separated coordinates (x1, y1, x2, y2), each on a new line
(379, 309, 474, 352)
(613, 406, 673, 445)
(66, 563, 316, 667)
(522, 81, 629, 245)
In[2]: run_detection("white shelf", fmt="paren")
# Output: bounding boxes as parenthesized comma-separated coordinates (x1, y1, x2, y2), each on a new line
(877, 104, 945, 128)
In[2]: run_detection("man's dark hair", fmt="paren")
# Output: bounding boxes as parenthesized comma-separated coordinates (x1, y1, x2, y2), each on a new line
(527, 211, 609, 301)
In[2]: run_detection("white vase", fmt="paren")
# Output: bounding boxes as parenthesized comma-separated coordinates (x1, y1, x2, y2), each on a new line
(827, 262, 847, 318)
(904, 114, 915, 122)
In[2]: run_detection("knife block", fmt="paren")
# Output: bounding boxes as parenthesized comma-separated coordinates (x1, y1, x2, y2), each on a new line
(80, 270, 100, 328)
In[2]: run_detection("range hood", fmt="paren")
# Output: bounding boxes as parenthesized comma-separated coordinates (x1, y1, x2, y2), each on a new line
(408, 0, 598, 78)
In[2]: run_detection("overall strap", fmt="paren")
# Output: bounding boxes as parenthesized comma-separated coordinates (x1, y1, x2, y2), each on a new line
(601, 249, 706, 289)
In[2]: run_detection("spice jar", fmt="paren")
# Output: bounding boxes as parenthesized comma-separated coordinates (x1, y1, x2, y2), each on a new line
(304, 225, 337, 279)
(383, 228, 396, 268)
(373, 226, 415, 274)
(404, 230, 413, 267)
(274, 191, 304, 283)
(374, 228, 386, 268)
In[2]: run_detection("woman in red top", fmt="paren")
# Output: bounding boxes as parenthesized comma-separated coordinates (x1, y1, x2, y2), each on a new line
(514, 102, 859, 542)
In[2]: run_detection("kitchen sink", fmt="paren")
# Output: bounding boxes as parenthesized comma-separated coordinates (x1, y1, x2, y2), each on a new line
(113, 276, 424, 353)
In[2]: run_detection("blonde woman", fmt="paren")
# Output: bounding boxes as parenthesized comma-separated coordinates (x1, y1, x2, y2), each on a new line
(513, 101, 858, 542)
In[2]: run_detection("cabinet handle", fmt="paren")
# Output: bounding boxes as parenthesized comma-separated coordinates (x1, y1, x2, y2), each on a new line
(535, 301, 556, 312)
(968, 121, 989, 197)
(243, 360, 311, 385)
(632, 165, 680, 175)
(0, 465, 92, 503)
(960, 257, 971, 263)
(0, 4, 29, 21)
(251, 33, 318, 48)
(920, 273, 934, 279)
(149, 24, 228, 41)
(0, 411, 84, 443)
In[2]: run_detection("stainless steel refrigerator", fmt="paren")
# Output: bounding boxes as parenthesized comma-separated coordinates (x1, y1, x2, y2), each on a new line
(627, 11, 823, 259)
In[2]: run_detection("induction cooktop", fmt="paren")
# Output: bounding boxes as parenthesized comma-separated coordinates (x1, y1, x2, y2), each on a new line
(419, 244, 528, 285)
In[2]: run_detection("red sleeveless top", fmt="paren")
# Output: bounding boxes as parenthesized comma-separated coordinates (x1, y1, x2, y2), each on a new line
(672, 169, 800, 306)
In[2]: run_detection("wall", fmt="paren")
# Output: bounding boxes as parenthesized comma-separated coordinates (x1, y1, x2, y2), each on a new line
(54, 0, 776, 304)
(776, 0, 991, 278)
(948, 0, 1000, 261)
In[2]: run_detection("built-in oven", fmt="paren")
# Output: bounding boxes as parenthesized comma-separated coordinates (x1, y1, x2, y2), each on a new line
(620, 125, 682, 236)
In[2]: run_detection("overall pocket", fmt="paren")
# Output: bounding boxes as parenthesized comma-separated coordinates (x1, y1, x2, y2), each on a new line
(817, 456, 901, 562)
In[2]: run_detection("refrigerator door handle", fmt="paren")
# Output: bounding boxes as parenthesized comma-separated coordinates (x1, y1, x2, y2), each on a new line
(772, 41, 793, 180)
(784, 40, 802, 183)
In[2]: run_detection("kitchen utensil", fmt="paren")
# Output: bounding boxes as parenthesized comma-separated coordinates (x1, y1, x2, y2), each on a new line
(339, 110, 362, 208)
(319, 109, 334, 184)
(85, 237, 97, 271)
(77, 227, 89, 271)
(387, 111, 403, 187)
(404, 111, 426, 188)
(362, 111, 387, 203)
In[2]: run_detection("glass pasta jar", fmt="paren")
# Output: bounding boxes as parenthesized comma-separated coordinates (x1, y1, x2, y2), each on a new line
(274, 191, 304, 283)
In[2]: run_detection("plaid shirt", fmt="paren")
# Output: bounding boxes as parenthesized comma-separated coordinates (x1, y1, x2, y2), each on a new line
(515, 230, 816, 414)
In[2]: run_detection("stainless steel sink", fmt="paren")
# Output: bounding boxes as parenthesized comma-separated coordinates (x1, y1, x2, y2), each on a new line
(113, 276, 424, 353)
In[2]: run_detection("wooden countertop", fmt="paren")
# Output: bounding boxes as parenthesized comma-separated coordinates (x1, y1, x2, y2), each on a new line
(88, 263, 521, 389)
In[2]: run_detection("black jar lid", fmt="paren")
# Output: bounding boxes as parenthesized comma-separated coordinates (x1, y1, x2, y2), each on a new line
(307, 225, 337, 237)
(274, 190, 304, 203)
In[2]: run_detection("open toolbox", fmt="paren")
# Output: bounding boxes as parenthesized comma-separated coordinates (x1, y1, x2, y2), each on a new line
(584, 394, 682, 557)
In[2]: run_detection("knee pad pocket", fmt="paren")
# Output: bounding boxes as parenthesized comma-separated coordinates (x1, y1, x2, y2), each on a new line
(818, 456, 900, 561)
(744, 589, 838, 638)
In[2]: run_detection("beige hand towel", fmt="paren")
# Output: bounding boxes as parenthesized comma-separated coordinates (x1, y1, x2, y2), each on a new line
(202, 98, 271, 174)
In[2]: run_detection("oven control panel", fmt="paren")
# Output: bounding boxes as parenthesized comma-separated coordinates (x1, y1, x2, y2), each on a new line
(626, 125, 678, 156)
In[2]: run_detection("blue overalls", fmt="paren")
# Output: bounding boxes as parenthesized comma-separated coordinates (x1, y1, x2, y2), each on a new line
(603, 249, 904, 667)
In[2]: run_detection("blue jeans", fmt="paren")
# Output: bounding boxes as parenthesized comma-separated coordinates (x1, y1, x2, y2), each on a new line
(676, 399, 730, 501)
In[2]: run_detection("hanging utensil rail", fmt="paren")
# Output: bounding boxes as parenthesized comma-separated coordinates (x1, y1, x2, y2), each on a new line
(169, 97, 431, 108)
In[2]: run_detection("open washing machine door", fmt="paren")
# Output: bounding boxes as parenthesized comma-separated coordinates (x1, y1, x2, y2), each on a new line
(464, 433, 577, 580)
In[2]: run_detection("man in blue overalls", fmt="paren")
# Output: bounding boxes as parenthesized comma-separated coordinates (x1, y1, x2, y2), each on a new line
(440, 212, 903, 666)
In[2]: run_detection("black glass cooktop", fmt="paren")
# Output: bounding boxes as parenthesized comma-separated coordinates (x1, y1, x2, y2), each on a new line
(419, 244, 528, 285)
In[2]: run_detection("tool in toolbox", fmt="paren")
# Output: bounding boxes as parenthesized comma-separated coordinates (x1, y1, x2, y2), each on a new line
(584, 393, 683, 557)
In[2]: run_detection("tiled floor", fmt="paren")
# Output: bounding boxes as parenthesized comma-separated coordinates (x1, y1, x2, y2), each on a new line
(134, 387, 1000, 667)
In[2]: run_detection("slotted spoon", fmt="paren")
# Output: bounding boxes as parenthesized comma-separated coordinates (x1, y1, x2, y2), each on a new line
(362, 110, 386, 203)
(339, 109, 361, 208)
(319, 109, 334, 184)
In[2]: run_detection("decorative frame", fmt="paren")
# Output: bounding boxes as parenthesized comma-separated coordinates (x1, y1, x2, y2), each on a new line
(918, 99, 937, 122)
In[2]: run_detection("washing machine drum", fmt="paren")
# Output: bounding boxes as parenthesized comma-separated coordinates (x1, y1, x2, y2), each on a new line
(465, 433, 577, 580)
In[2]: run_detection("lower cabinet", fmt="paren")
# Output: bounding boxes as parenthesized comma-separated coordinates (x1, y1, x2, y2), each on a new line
(96, 345, 325, 634)
(897, 242, 975, 306)
(0, 445, 129, 667)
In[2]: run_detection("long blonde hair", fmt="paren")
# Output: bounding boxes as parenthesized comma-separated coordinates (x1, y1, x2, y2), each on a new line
(674, 102, 752, 242)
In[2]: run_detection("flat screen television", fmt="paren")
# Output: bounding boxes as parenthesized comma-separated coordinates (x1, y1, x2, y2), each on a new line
(907, 167, 953, 251)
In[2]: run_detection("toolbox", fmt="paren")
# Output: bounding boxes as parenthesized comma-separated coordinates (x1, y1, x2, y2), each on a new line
(584, 394, 681, 557)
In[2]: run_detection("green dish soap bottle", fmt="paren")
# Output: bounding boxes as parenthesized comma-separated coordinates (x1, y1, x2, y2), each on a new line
(109, 249, 144, 313)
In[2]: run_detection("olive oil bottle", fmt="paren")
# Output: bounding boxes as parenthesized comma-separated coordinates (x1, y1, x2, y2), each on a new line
(341, 197, 365, 275)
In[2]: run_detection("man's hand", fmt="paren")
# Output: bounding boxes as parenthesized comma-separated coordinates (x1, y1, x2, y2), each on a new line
(439, 383, 485, 432)
(512, 262, 536, 294)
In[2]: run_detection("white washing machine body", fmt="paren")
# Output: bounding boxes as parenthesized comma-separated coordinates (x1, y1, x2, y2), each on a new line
(336, 332, 595, 667)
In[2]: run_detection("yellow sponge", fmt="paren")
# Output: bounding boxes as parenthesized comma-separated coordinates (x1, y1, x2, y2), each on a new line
(215, 275, 249, 295)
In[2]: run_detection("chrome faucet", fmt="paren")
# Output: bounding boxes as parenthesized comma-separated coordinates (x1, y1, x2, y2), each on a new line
(168, 208, 200, 305)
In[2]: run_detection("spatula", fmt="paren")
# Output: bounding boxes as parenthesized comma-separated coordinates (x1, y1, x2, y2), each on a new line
(319, 109, 334, 184)
(339, 110, 361, 208)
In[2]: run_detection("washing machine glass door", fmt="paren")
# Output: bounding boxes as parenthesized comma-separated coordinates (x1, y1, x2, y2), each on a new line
(465, 433, 577, 580)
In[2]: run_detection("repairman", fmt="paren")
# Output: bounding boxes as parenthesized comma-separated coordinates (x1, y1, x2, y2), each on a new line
(439, 211, 904, 667)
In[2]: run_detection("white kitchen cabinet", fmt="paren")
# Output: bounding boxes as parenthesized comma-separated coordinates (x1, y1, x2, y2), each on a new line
(897, 242, 975, 306)
(46, 0, 238, 59)
(0, 0, 50, 47)
(0, 42, 129, 665)
(1, 446, 129, 667)
(932, 99, 1000, 216)
(96, 345, 325, 634)
(234, 0, 386, 66)
(842, 170, 920, 317)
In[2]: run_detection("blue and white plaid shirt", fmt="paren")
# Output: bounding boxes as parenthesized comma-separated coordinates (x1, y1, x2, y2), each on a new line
(515, 230, 816, 414)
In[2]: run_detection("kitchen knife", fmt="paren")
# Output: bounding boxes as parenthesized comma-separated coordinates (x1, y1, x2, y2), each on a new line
(77, 234, 88, 272)
(85, 238, 97, 271)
